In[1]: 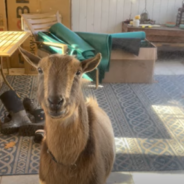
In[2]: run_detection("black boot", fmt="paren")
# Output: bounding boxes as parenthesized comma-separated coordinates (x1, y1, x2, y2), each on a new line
(0, 90, 44, 136)
(23, 97, 45, 124)
(23, 97, 37, 114)
(22, 97, 45, 141)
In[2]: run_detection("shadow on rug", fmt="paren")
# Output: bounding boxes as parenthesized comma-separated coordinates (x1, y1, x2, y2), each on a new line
(1, 75, 184, 176)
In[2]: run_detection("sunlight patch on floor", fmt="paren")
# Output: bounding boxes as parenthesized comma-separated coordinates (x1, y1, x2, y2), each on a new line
(115, 104, 184, 156)
(115, 137, 184, 156)
(152, 105, 184, 118)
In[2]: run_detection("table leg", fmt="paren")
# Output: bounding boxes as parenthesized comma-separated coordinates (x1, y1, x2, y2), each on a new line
(7, 57, 10, 74)
(0, 57, 20, 97)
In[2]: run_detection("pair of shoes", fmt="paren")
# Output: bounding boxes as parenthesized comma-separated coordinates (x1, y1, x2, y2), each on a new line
(0, 90, 44, 136)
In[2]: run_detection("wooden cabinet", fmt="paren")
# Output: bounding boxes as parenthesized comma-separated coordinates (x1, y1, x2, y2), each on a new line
(122, 23, 184, 50)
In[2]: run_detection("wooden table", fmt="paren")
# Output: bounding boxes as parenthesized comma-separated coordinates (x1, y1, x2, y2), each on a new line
(0, 31, 30, 95)
(122, 23, 184, 50)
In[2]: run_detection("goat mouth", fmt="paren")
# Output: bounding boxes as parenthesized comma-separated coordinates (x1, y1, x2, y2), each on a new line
(49, 109, 67, 119)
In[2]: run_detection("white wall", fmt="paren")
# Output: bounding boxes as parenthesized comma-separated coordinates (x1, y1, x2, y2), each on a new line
(72, 0, 183, 33)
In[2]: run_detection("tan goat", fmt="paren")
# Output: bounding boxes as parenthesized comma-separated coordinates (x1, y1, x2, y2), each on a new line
(19, 47, 115, 184)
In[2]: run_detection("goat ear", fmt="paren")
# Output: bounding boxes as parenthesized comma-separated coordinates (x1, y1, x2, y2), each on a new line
(81, 53, 102, 73)
(19, 47, 40, 68)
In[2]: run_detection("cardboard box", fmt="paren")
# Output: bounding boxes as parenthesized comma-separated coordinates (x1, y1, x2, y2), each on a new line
(0, 0, 7, 31)
(7, 0, 71, 31)
(22, 36, 38, 74)
(9, 50, 25, 68)
(6, 0, 38, 73)
(23, 45, 38, 75)
(6, 0, 71, 74)
(103, 42, 157, 83)
(39, 0, 71, 29)
(0, 0, 8, 72)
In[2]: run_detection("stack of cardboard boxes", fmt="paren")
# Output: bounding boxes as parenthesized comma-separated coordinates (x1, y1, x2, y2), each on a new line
(0, 0, 7, 31)
(0, 0, 71, 75)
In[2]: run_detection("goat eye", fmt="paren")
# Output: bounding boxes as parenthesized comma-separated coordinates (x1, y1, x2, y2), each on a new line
(76, 70, 81, 76)
(38, 67, 43, 74)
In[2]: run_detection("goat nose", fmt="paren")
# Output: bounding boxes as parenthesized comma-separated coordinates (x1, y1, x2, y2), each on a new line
(48, 96, 64, 106)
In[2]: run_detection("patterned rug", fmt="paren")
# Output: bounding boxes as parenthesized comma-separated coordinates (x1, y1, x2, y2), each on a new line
(1, 75, 184, 176)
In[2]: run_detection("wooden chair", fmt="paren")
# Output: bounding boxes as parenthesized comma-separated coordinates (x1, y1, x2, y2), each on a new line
(21, 11, 67, 54)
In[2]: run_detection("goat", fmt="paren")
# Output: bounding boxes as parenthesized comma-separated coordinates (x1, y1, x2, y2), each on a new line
(19, 47, 115, 184)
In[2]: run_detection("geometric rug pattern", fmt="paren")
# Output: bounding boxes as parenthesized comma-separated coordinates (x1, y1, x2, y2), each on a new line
(1, 75, 184, 175)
